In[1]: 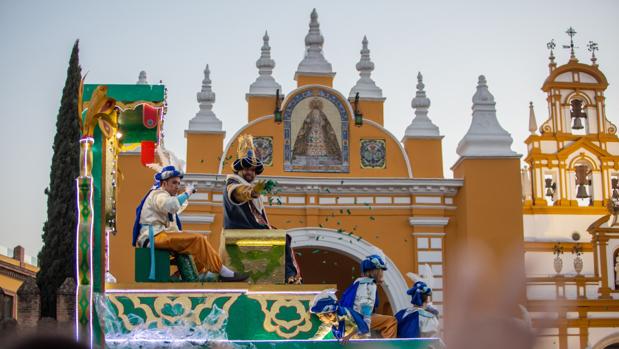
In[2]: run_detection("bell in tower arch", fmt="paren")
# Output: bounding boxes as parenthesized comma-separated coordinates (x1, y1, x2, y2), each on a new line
(570, 99, 587, 131)
(575, 165, 590, 199)
(572, 116, 584, 130)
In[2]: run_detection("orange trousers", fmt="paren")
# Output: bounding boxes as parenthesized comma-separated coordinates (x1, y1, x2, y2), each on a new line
(371, 314, 397, 338)
(154, 232, 223, 273)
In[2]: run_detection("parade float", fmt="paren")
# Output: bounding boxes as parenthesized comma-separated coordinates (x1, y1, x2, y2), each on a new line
(74, 81, 438, 348)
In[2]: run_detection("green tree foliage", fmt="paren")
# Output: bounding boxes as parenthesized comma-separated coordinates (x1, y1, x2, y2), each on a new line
(37, 40, 81, 317)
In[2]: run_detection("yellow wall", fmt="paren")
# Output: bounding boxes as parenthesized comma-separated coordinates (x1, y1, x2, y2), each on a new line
(247, 96, 278, 123)
(447, 158, 525, 319)
(110, 152, 154, 284)
(220, 117, 411, 178)
(403, 138, 444, 178)
(186, 132, 225, 173)
(295, 74, 334, 88)
(354, 99, 384, 126)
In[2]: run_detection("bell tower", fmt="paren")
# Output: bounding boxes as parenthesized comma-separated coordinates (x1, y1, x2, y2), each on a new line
(523, 28, 619, 210)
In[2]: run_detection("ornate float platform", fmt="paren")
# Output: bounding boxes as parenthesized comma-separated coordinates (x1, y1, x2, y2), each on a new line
(100, 283, 438, 348)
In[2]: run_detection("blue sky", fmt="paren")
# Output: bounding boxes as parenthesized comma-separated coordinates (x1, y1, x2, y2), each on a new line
(1, 0, 618, 255)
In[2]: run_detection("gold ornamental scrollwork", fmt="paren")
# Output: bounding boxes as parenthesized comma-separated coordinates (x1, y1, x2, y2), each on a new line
(107, 293, 240, 331)
(247, 294, 314, 339)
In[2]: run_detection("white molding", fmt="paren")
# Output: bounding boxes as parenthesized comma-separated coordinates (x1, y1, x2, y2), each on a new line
(179, 214, 215, 224)
(182, 230, 211, 235)
(185, 174, 462, 195)
(415, 196, 441, 204)
(412, 232, 446, 237)
(190, 193, 210, 201)
(288, 227, 409, 312)
(409, 217, 450, 227)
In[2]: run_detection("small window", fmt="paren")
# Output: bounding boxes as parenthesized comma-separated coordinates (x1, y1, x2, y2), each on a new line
(0, 293, 13, 320)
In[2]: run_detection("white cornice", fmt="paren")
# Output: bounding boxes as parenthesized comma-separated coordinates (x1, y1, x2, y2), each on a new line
(184, 173, 462, 196)
(408, 217, 450, 227)
(179, 214, 215, 224)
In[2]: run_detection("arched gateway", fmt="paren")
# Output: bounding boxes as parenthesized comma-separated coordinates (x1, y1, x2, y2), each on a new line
(288, 227, 410, 312)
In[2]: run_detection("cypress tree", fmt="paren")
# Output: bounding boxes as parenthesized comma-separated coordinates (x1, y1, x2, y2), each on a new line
(37, 40, 81, 318)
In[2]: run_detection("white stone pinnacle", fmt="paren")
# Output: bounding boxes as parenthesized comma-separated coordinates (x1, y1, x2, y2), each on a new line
(137, 70, 148, 84)
(187, 64, 223, 132)
(295, 9, 333, 77)
(456, 75, 517, 157)
(248, 31, 281, 96)
(349, 36, 383, 99)
(528, 101, 537, 135)
(403, 72, 440, 138)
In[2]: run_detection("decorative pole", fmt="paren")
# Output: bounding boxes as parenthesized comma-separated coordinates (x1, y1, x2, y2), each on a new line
(75, 83, 118, 346)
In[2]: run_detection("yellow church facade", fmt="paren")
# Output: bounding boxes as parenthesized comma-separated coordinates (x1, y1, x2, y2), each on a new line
(108, 13, 618, 348)
(522, 35, 619, 349)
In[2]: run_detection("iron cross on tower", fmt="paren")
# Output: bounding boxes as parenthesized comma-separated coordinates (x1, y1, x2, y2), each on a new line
(563, 27, 578, 59)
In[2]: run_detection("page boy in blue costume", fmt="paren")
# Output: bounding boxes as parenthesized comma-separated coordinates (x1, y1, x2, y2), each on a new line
(395, 281, 441, 340)
(309, 290, 369, 344)
(339, 254, 397, 338)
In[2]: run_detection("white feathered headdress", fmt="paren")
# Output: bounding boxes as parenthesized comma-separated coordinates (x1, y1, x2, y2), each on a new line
(146, 144, 186, 182)
(407, 263, 435, 289)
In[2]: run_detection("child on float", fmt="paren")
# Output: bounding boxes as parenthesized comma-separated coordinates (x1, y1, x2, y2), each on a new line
(309, 289, 369, 344)
(339, 254, 398, 338)
(394, 280, 441, 339)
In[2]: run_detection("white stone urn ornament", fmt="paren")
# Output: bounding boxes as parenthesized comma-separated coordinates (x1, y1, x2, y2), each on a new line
(553, 243, 564, 275)
(571, 232, 584, 275)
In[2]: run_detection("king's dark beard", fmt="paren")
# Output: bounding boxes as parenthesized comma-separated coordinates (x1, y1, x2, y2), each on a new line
(242, 173, 255, 183)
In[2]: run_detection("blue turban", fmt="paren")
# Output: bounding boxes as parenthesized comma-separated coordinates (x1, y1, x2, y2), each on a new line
(407, 281, 432, 306)
(360, 254, 387, 273)
(310, 292, 338, 314)
(155, 165, 184, 182)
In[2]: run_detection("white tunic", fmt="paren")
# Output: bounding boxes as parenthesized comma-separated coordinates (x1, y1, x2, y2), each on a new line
(351, 277, 377, 315)
(136, 188, 188, 247)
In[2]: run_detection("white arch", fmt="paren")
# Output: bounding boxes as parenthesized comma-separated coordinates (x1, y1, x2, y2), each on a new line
(592, 331, 619, 349)
(218, 114, 274, 174)
(287, 227, 410, 313)
(364, 119, 413, 178)
(280, 84, 355, 118)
